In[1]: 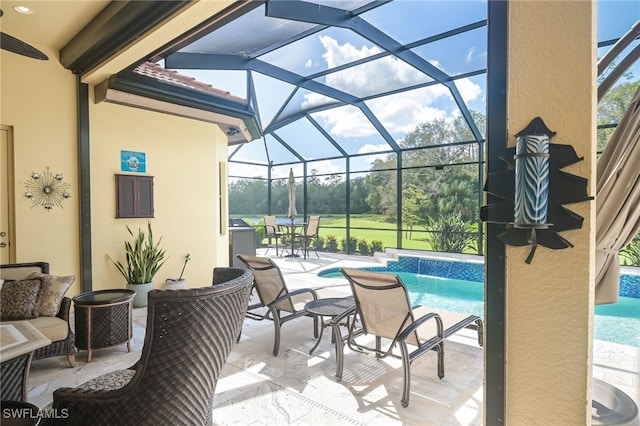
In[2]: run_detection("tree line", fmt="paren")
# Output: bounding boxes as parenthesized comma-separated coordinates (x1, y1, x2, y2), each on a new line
(230, 111, 485, 230)
(230, 79, 637, 239)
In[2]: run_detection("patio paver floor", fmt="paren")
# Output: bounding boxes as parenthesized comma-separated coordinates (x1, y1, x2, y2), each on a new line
(26, 250, 639, 425)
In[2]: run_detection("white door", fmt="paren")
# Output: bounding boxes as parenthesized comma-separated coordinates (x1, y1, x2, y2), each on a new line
(1, 125, 16, 263)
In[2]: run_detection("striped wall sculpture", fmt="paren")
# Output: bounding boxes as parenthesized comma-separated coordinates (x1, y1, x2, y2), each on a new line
(481, 117, 592, 264)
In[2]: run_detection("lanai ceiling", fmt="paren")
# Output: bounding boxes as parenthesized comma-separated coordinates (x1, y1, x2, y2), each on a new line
(158, 0, 489, 175)
(2, 0, 636, 175)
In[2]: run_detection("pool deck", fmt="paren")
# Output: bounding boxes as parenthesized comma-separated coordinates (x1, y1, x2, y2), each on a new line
(27, 250, 639, 425)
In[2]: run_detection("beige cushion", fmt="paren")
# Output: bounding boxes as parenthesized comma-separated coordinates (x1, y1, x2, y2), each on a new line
(26, 316, 69, 342)
(0, 266, 45, 281)
(0, 278, 42, 320)
(29, 273, 75, 317)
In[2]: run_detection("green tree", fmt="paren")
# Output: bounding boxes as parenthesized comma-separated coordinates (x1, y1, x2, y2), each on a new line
(362, 112, 484, 224)
(402, 184, 426, 239)
(598, 80, 640, 152)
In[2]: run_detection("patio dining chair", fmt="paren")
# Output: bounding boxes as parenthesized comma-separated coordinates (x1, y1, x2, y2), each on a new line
(295, 215, 321, 259)
(263, 215, 283, 256)
(42, 268, 253, 425)
(236, 254, 319, 355)
(332, 268, 483, 407)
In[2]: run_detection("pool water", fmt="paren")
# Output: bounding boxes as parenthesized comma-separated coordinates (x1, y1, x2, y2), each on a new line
(320, 270, 640, 348)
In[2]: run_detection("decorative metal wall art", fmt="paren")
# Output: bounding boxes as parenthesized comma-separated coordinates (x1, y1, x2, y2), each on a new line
(481, 117, 592, 263)
(22, 167, 71, 210)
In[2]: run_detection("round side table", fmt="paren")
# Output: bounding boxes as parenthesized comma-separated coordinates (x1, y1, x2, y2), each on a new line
(304, 296, 355, 355)
(72, 289, 135, 362)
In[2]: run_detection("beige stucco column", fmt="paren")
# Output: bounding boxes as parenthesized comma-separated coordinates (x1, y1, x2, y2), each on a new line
(501, 1, 597, 424)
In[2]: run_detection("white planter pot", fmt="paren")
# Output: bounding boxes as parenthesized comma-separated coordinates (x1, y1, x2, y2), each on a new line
(164, 279, 187, 290)
(127, 282, 154, 308)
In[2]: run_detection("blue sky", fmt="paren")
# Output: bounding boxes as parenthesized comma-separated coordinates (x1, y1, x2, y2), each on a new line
(174, 1, 639, 181)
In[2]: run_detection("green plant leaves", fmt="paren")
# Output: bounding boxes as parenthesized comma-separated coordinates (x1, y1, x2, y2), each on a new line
(109, 222, 166, 284)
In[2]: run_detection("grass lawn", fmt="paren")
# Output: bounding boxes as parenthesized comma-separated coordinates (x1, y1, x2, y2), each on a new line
(317, 215, 435, 251)
(237, 214, 480, 254)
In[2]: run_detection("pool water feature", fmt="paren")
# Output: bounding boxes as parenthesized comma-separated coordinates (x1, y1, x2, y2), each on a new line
(319, 265, 640, 348)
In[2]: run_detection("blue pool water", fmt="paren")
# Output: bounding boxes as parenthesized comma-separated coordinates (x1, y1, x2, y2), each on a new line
(319, 270, 640, 348)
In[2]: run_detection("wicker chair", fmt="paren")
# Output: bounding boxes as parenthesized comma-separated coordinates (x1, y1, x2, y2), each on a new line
(43, 267, 253, 426)
(0, 262, 76, 367)
(236, 254, 318, 356)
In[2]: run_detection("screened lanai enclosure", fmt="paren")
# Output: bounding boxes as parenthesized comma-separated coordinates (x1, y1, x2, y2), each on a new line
(152, 0, 639, 256)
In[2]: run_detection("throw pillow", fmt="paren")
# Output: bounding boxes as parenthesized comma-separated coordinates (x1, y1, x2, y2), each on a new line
(29, 273, 75, 317)
(0, 278, 42, 320)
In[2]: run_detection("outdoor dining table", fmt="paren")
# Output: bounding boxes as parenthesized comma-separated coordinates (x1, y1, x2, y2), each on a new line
(279, 220, 306, 258)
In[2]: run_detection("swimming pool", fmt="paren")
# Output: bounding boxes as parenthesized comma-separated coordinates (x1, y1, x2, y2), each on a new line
(318, 268, 640, 348)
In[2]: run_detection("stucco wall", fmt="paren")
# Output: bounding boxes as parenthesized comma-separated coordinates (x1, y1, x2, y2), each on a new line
(89, 98, 230, 291)
(1, 48, 231, 296)
(0, 47, 81, 294)
(503, 2, 596, 424)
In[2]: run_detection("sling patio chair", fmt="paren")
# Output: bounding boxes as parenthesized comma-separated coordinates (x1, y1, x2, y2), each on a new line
(331, 268, 483, 407)
(295, 215, 321, 259)
(42, 268, 253, 426)
(236, 254, 319, 356)
(263, 215, 284, 256)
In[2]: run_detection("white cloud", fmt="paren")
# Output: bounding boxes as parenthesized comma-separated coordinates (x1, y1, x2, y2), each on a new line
(302, 36, 482, 138)
(466, 47, 475, 63)
(227, 162, 268, 182)
(357, 143, 394, 165)
(312, 105, 378, 138)
(305, 58, 313, 68)
(357, 143, 390, 155)
(454, 78, 482, 103)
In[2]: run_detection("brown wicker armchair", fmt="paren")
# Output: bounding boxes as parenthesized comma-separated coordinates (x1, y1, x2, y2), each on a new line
(0, 262, 76, 367)
(44, 267, 253, 426)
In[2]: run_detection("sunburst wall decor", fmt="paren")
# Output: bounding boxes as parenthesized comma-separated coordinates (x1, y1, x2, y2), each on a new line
(22, 167, 71, 210)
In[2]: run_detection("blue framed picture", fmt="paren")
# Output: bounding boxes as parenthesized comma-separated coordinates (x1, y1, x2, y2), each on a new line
(121, 151, 146, 173)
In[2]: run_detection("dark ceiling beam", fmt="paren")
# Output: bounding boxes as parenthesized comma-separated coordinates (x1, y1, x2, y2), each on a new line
(264, 100, 344, 134)
(167, 53, 363, 105)
(306, 114, 349, 157)
(404, 20, 487, 50)
(360, 105, 401, 152)
(266, 1, 451, 82)
(266, 0, 483, 142)
(305, 20, 486, 85)
(61, 1, 190, 75)
(270, 132, 306, 163)
(169, 52, 388, 144)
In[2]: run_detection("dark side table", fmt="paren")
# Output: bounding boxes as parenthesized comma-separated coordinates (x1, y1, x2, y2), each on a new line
(72, 289, 135, 362)
(304, 297, 355, 355)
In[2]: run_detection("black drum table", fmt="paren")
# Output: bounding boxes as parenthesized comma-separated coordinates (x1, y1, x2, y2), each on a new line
(72, 289, 135, 362)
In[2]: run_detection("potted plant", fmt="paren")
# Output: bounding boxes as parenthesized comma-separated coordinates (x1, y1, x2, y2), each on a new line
(109, 222, 166, 307)
(164, 253, 191, 290)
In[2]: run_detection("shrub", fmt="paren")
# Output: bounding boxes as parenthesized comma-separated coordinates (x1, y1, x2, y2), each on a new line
(357, 239, 370, 255)
(425, 213, 476, 254)
(313, 236, 324, 251)
(341, 236, 358, 253)
(621, 233, 640, 266)
(325, 235, 339, 252)
(245, 218, 265, 246)
(370, 240, 384, 253)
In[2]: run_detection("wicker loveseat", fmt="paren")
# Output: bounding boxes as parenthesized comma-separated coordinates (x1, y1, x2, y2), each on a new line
(43, 267, 253, 425)
(0, 262, 76, 367)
